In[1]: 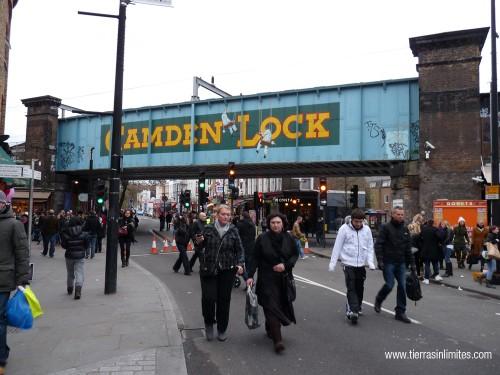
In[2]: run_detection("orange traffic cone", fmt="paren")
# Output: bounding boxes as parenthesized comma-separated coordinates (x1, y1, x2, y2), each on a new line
(304, 240, 311, 254)
(170, 239, 178, 252)
(187, 241, 193, 251)
(161, 240, 169, 253)
(151, 237, 158, 254)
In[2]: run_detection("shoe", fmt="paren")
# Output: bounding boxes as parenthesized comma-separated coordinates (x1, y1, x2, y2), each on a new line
(350, 312, 359, 325)
(274, 341, 285, 354)
(422, 279, 429, 285)
(184, 272, 191, 276)
(374, 299, 381, 313)
(41, 252, 46, 256)
(67, 286, 73, 295)
(217, 331, 227, 342)
(434, 275, 443, 281)
(358, 308, 363, 316)
(395, 313, 411, 323)
(205, 324, 214, 341)
(173, 268, 179, 273)
(74, 286, 82, 300)
(485, 280, 496, 289)
(122, 263, 126, 268)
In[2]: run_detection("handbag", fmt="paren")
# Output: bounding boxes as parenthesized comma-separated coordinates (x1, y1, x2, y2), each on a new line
(118, 226, 128, 237)
(245, 285, 260, 329)
(284, 272, 296, 302)
(486, 242, 500, 260)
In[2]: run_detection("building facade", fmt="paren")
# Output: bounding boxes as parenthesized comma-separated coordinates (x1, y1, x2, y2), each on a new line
(0, 0, 18, 135)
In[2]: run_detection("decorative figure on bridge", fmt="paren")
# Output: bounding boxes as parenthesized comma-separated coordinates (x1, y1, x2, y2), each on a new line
(221, 110, 239, 136)
(256, 127, 275, 159)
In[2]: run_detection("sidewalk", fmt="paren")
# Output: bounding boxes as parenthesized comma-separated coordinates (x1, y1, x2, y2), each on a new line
(308, 246, 500, 300)
(7, 243, 187, 375)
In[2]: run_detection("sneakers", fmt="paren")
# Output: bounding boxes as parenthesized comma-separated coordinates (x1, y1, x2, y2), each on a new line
(67, 286, 73, 295)
(300, 255, 309, 260)
(74, 286, 82, 300)
(349, 312, 359, 325)
(217, 331, 228, 342)
(434, 275, 443, 281)
(422, 279, 430, 285)
(205, 324, 214, 341)
(395, 313, 412, 323)
(374, 299, 382, 313)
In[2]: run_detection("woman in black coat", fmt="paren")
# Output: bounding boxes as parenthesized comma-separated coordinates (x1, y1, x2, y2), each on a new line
(237, 211, 256, 282)
(420, 220, 443, 283)
(247, 213, 298, 354)
(118, 209, 135, 267)
(173, 216, 191, 275)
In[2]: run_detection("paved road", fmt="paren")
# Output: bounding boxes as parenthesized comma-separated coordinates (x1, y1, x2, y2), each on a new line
(133, 216, 500, 375)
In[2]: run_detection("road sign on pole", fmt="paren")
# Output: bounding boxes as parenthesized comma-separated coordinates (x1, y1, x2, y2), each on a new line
(131, 0, 173, 6)
(486, 185, 500, 200)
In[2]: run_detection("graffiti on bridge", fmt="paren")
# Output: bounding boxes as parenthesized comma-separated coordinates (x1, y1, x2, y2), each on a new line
(58, 142, 85, 169)
(365, 121, 386, 147)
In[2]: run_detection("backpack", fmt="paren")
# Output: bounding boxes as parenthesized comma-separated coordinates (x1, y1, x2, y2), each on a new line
(405, 271, 422, 303)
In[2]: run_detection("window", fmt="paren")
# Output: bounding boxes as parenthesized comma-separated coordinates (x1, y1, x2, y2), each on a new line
(369, 182, 377, 188)
(382, 180, 391, 187)
(384, 195, 389, 204)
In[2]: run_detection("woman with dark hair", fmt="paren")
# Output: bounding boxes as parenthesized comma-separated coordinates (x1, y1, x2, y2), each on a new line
(173, 215, 192, 275)
(118, 209, 135, 267)
(237, 211, 256, 283)
(247, 213, 298, 354)
(484, 226, 499, 289)
(420, 219, 443, 284)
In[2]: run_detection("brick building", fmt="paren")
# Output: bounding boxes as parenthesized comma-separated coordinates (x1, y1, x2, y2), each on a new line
(0, 0, 18, 135)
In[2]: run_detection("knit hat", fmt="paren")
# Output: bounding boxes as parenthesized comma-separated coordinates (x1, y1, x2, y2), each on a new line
(0, 191, 7, 203)
(458, 217, 465, 223)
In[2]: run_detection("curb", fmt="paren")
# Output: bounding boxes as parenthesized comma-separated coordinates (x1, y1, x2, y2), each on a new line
(310, 249, 500, 301)
(130, 259, 188, 375)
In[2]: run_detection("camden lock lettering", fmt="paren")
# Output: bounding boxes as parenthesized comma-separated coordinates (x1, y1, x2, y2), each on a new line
(100, 103, 340, 156)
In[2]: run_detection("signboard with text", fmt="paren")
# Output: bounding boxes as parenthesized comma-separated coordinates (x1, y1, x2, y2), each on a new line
(485, 185, 499, 200)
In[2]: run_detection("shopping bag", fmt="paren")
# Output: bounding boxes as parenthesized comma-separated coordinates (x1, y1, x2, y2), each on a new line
(486, 242, 500, 260)
(245, 285, 260, 329)
(6, 290, 33, 329)
(21, 286, 43, 319)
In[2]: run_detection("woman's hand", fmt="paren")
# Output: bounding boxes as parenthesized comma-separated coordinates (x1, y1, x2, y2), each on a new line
(246, 278, 254, 287)
(273, 263, 285, 273)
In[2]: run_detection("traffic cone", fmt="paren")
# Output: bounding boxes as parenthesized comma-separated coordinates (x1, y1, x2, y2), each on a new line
(187, 241, 193, 251)
(161, 240, 169, 253)
(170, 239, 178, 252)
(151, 237, 158, 254)
(304, 240, 311, 254)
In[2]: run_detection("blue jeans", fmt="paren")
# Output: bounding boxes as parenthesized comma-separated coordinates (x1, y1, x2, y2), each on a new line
(295, 238, 304, 258)
(0, 292, 10, 366)
(86, 235, 97, 258)
(486, 259, 497, 281)
(444, 245, 453, 264)
(376, 262, 407, 314)
(43, 234, 57, 257)
(424, 260, 439, 279)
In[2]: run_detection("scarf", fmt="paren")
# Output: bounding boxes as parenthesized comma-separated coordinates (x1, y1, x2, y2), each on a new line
(215, 220, 230, 238)
(269, 230, 284, 252)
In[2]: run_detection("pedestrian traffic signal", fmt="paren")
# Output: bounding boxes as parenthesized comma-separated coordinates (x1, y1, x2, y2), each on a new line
(319, 177, 327, 206)
(198, 173, 207, 205)
(96, 183, 106, 205)
(228, 162, 236, 189)
(349, 185, 359, 208)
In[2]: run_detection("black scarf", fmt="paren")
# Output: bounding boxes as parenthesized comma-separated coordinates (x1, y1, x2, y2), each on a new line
(269, 230, 284, 252)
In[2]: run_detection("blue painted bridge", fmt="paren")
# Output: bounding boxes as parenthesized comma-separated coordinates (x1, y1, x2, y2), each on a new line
(57, 78, 419, 179)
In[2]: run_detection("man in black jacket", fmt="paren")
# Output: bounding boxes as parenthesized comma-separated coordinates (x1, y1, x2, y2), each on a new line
(83, 211, 101, 259)
(236, 211, 256, 282)
(189, 212, 207, 270)
(374, 207, 415, 323)
(61, 217, 89, 299)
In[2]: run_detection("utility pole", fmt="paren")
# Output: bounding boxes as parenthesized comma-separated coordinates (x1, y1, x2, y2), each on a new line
(491, 0, 499, 225)
(88, 147, 95, 212)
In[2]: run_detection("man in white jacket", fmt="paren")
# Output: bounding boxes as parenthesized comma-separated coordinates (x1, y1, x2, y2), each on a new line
(328, 209, 375, 324)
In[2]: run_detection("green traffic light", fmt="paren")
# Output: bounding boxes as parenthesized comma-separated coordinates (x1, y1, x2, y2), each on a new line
(184, 202, 190, 207)
(97, 197, 104, 204)
(199, 182, 205, 189)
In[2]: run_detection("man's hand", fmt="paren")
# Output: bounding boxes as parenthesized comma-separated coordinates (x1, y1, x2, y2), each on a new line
(328, 263, 335, 272)
(368, 264, 376, 271)
(246, 278, 254, 287)
(194, 234, 204, 244)
(377, 262, 384, 271)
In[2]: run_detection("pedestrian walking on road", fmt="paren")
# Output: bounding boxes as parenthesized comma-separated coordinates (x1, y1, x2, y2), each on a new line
(40, 209, 59, 257)
(374, 207, 416, 323)
(189, 212, 207, 270)
(328, 209, 375, 325)
(83, 211, 100, 259)
(195, 205, 244, 342)
(118, 209, 135, 267)
(166, 211, 173, 232)
(484, 226, 499, 289)
(237, 211, 257, 283)
(470, 221, 487, 271)
(453, 217, 470, 269)
(408, 214, 423, 277)
(420, 220, 443, 284)
(0, 191, 30, 374)
(292, 216, 307, 259)
(439, 221, 454, 277)
(61, 217, 89, 299)
(247, 213, 298, 353)
(173, 216, 192, 275)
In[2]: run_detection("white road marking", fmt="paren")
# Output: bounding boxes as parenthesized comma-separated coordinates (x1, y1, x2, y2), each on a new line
(294, 274, 422, 324)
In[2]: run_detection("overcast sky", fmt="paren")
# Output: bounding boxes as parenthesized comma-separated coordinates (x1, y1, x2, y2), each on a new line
(5, 0, 498, 143)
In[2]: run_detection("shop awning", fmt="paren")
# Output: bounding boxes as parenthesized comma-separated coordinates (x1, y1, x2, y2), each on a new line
(12, 191, 52, 200)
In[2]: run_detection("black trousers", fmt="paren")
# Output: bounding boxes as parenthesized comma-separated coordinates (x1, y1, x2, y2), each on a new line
(119, 239, 131, 263)
(189, 248, 202, 269)
(343, 265, 366, 314)
(200, 268, 237, 333)
(264, 307, 282, 343)
(173, 244, 191, 273)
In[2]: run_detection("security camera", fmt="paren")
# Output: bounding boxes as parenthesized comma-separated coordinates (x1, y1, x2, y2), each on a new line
(472, 176, 485, 183)
(425, 141, 435, 150)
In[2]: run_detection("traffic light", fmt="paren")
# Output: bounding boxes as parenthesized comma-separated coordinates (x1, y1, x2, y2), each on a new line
(198, 173, 207, 205)
(228, 162, 236, 189)
(184, 190, 191, 209)
(231, 187, 239, 200)
(319, 177, 327, 206)
(349, 185, 359, 208)
(95, 183, 106, 205)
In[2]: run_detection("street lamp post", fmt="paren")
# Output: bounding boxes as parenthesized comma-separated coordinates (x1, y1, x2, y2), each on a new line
(27, 158, 39, 256)
(491, 0, 500, 225)
(88, 146, 95, 212)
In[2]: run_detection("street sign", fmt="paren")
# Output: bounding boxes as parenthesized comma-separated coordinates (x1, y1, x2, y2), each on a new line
(0, 164, 24, 178)
(392, 198, 404, 208)
(131, 0, 173, 6)
(486, 185, 500, 200)
(78, 193, 89, 202)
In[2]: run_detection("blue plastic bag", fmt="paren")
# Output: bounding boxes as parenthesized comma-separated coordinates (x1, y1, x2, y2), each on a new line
(6, 290, 33, 329)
